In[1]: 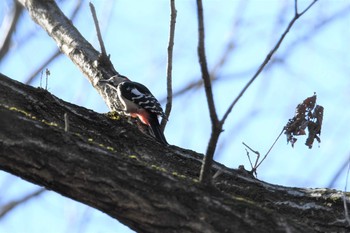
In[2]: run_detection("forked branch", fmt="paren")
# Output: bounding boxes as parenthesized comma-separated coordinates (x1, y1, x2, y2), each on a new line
(198, 0, 318, 184)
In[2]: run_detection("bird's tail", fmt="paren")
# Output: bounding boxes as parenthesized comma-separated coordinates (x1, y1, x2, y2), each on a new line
(148, 115, 168, 145)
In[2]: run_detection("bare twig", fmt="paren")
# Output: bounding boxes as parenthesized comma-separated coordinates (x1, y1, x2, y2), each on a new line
(244, 148, 255, 172)
(294, 0, 298, 14)
(243, 142, 260, 170)
(209, 0, 247, 77)
(343, 153, 350, 225)
(89, 2, 118, 75)
(196, 0, 218, 126)
(160, 0, 177, 132)
(64, 113, 69, 132)
(221, 0, 318, 125)
(198, 0, 318, 183)
(327, 154, 350, 188)
(163, 0, 248, 104)
(25, 50, 60, 85)
(89, 2, 107, 57)
(164, 0, 326, 105)
(24, 0, 83, 85)
(242, 128, 284, 176)
(0, 0, 23, 60)
(297, 0, 318, 16)
(0, 188, 45, 219)
(45, 68, 50, 90)
(277, 3, 350, 63)
(196, 0, 221, 184)
(253, 128, 284, 172)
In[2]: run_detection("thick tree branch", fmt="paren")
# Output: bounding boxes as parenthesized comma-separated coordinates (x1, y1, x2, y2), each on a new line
(24, 0, 83, 85)
(1, 73, 350, 232)
(16, 0, 123, 105)
(4, 1, 349, 232)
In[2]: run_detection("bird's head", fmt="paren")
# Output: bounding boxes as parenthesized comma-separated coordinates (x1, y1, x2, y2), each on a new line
(98, 75, 129, 88)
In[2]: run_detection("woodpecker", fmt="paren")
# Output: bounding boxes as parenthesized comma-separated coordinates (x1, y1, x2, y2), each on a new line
(99, 76, 168, 145)
(99, 75, 129, 112)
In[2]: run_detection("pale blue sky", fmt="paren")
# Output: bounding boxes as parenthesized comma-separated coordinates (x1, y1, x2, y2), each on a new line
(1, 0, 350, 232)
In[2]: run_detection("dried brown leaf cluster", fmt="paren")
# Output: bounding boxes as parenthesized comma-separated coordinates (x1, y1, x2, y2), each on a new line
(284, 94, 324, 149)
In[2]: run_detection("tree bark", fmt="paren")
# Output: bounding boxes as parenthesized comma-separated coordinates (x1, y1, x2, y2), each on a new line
(16, 0, 120, 106)
(0, 73, 349, 232)
(4, 0, 350, 232)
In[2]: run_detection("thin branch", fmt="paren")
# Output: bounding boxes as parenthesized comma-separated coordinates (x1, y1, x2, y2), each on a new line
(160, 0, 177, 132)
(242, 141, 260, 168)
(24, 0, 83, 85)
(163, 0, 248, 104)
(298, 0, 318, 17)
(160, 1, 325, 104)
(199, 0, 318, 183)
(343, 153, 350, 225)
(254, 128, 284, 172)
(0, 0, 23, 60)
(0, 188, 45, 219)
(294, 0, 298, 15)
(209, 0, 247, 77)
(45, 68, 50, 90)
(197, 0, 316, 183)
(220, 0, 318, 125)
(25, 50, 61, 85)
(196, 0, 218, 126)
(89, 2, 118, 76)
(196, 0, 221, 184)
(244, 148, 254, 171)
(242, 128, 283, 176)
(64, 112, 69, 132)
(327, 154, 350, 188)
(89, 2, 107, 57)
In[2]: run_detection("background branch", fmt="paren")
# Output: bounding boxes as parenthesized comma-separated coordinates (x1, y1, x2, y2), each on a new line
(23, 0, 83, 85)
(0, 0, 23, 60)
(221, 0, 318, 125)
(198, 0, 318, 183)
(160, 0, 177, 131)
(0, 188, 45, 219)
(16, 0, 123, 108)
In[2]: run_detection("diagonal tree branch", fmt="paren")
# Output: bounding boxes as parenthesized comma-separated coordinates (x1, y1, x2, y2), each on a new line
(24, 0, 83, 85)
(1, 72, 349, 232)
(16, 0, 123, 104)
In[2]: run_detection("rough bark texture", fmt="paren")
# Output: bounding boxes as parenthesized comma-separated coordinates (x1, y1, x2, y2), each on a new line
(16, 0, 121, 106)
(3, 0, 350, 232)
(1, 73, 349, 232)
